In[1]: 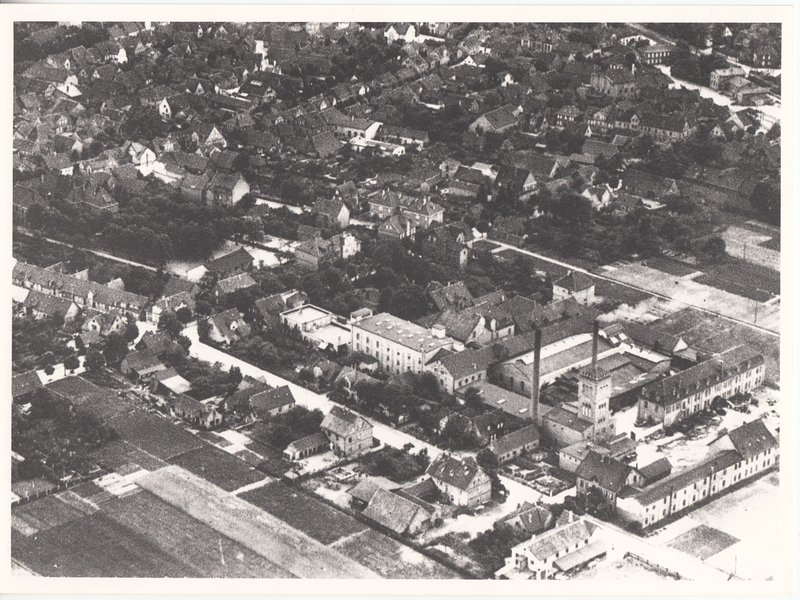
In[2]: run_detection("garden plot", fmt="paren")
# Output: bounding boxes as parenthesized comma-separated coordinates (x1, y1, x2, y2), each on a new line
(169, 444, 267, 492)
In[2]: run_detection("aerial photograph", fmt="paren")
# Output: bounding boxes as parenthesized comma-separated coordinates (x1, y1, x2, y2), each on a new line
(10, 19, 783, 583)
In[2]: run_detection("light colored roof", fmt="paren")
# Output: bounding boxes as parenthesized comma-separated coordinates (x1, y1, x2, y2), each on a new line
(353, 312, 454, 353)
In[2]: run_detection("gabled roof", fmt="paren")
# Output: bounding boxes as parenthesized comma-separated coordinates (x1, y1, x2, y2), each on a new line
(490, 425, 540, 457)
(321, 405, 371, 437)
(214, 273, 257, 295)
(205, 247, 254, 274)
(720, 420, 777, 460)
(554, 271, 595, 293)
(576, 450, 631, 494)
(250, 385, 296, 415)
(363, 487, 431, 534)
(476, 104, 518, 131)
(497, 501, 552, 535)
(426, 454, 486, 491)
(13, 371, 43, 399)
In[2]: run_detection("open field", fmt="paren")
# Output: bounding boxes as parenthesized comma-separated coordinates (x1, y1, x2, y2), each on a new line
(103, 490, 293, 578)
(169, 444, 269, 492)
(568, 555, 675, 582)
(108, 411, 205, 460)
(335, 528, 460, 579)
(700, 260, 780, 297)
(720, 226, 780, 271)
(240, 481, 367, 545)
(687, 472, 781, 580)
(694, 274, 772, 302)
(667, 525, 739, 560)
(12, 510, 192, 577)
(642, 257, 699, 277)
(137, 466, 378, 578)
(12, 495, 91, 535)
(602, 263, 779, 333)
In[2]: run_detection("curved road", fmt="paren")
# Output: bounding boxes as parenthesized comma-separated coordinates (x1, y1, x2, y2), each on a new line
(488, 239, 779, 339)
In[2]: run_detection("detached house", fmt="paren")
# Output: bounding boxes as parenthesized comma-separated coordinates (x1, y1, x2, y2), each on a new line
(321, 405, 373, 457)
(313, 198, 350, 229)
(469, 104, 520, 134)
(552, 271, 595, 305)
(207, 308, 251, 346)
(427, 454, 492, 508)
(206, 172, 250, 206)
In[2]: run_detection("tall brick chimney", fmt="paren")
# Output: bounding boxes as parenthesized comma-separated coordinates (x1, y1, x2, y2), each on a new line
(531, 328, 542, 423)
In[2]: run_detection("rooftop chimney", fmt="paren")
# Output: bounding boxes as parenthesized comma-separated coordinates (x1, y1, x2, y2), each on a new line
(531, 328, 542, 424)
(592, 319, 600, 369)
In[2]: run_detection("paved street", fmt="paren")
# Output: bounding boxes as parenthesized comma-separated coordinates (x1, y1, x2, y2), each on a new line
(183, 325, 544, 507)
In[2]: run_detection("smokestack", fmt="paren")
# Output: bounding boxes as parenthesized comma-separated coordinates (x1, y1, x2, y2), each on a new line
(531, 328, 542, 424)
(592, 320, 600, 369)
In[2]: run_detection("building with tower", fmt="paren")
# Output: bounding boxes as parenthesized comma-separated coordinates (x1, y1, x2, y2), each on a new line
(540, 322, 616, 448)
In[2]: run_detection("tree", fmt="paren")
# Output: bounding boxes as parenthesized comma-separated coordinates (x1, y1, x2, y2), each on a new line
(103, 332, 129, 365)
(64, 354, 80, 373)
(749, 180, 780, 225)
(124, 319, 140, 343)
(158, 310, 183, 339)
(463, 387, 484, 412)
(84, 348, 105, 371)
(702, 236, 727, 260)
(25, 203, 45, 229)
(176, 306, 193, 324)
(476, 447, 499, 474)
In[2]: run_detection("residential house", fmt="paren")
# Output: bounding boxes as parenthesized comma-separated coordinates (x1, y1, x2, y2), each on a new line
(172, 394, 223, 429)
(120, 350, 165, 379)
(493, 164, 537, 203)
(469, 104, 520, 134)
(496, 517, 602, 579)
(212, 273, 258, 300)
(362, 487, 436, 536)
(426, 454, 492, 508)
(253, 289, 308, 326)
(496, 502, 554, 536)
(205, 248, 254, 278)
(295, 232, 361, 271)
(639, 43, 676, 65)
(21, 291, 80, 324)
(207, 308, 252, 346)
(320, 405, 373, 457)
(378, 214, 417, 240)
(590, 68, 637, 98)
(552, 271, 595, 305)
(575, 450, 643, 506)
(250, 385, 296, 419)
(425, 347, 494, 395)
(313, 198, 350, 229)
(489, 425, 541, 464)
(206, 171, 250, 205)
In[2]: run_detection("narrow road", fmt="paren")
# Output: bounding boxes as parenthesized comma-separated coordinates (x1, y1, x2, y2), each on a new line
(182, 325, 544, 506)
(15, 228, 159, 272)
(488, 239, 779, 339)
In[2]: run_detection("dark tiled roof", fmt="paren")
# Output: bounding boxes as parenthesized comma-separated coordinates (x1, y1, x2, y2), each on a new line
(427, 454, 485, 491)
(576, 450, 631, 494)
(13, 371, 43, 399)
(489, 424, 540, 457)
(723, 420, 778, 460)
(554, 271, 595, 293)
(250, 385, 296, 415)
